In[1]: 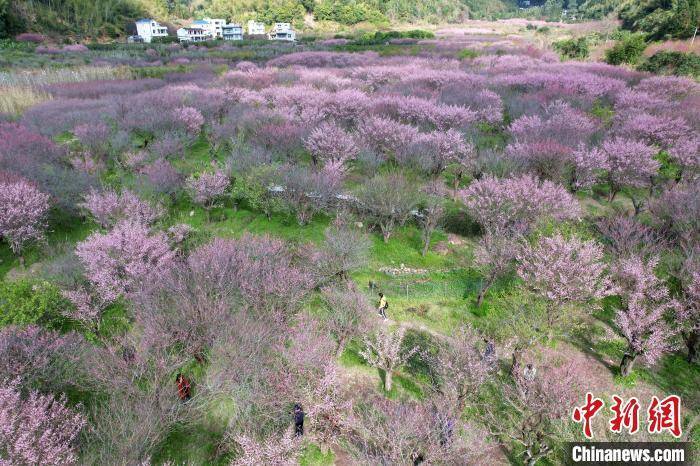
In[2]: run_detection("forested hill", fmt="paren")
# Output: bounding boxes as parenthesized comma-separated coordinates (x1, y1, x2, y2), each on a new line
(1, 0, 698, 40)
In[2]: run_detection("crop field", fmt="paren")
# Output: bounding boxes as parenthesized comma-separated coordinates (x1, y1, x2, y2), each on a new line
(0, 31, 698, 465)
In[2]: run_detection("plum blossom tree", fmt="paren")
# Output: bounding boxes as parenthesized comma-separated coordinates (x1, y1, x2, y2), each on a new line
(473, 230, 520, 307)
(140, 158, 182, 196)
(416, 181, 447, 256)
(231, 429, 299, 466)
(648, 180, 700, 245)
(437, 324, 493, 411)
(79, 188, 164, 228)
(342, 388, 488, 465)
(307, 224, 371, 284)
(614, 256, 679, 376)
(460, 174, 580, 235)
(304, 121, 359, 168)
(278, 165, 338, 226)
(399, 129, 474, 177)
(174, 106, 204, 135)
(673, 247, 700, 364)
(360, 325, 419, 392)
(355, 173, 420, 243)
(186, 170, 230, 221)
(74, 220, 175, 303)
(0, 380, 86, 466)
(517, 234, 614, 336)
(576, 137, 658, 205)
(506, 101, 599, 183)
(185, 235, 314, 314)
(481, 363, 584, 466)
(0, 179, 50, 262)
(0, 325, 85, 394)
(321, 285, 377, 357)
(595, 214, 663, 259)
(356, 116, 419, 157)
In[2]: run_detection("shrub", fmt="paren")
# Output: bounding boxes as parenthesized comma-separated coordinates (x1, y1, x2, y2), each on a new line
(553, 37, 589, 60)
(605, 34, 647, 65)
(0, 279, 69, 328)
(638, 51, 700, 78)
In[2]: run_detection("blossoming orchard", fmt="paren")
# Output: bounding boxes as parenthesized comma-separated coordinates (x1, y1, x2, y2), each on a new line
(0, 19, 698, 466)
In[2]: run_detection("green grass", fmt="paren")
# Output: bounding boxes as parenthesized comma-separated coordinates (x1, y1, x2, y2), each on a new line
(299, 443, 334, 466)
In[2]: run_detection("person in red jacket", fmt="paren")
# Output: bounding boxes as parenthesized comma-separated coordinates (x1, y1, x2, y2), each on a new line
(176, 373, 191, 401)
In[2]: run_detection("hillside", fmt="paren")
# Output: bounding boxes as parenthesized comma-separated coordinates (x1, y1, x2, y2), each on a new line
(1, 0, 697, 41)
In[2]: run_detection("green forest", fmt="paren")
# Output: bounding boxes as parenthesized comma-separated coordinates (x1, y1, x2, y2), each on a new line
(0, 0, 698, 41)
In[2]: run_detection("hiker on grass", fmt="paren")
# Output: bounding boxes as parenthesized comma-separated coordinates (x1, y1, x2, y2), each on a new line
(293, 403, 304, 437)
(176, 373, 191, 402)
(378, 293, 388, 319)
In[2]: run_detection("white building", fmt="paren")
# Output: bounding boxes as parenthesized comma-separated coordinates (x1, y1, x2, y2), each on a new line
(222, 24, 243, 41)
(269, 23, 295, 41)
(193, 18, 226, 39)
(135, 19, 168, 43)
(176, 27, 212, 43)
(247, 20, 266, 35)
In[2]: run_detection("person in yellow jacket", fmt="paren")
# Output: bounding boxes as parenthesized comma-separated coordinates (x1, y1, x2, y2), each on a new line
(378, 293, 388, 319)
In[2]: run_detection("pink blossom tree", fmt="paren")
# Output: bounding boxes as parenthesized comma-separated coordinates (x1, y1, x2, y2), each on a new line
(459, 174, 580, 235)
(437, 324, 494, 411)
(342, 386, 489, 465)
(0, 179, 50, 263)
(79, 188, 164, 228)
(74, 220, 175, 303)
(517, 234, 614, 337)
(576, 137, 658, 205)
(0, 325, 85, 394)
(356, 116, 419, 157)
(140, 158, 182, 196)
(481, 363, 584, 465)
(231, 429, 299, 466)
(304, 121, 359, 168)
(614, 256, 679, 376)
(321, 285, 377, 356)
(185, 170, 230, 221)
(360, 325, 419, 392)
(0, 380, 86, 466)
(174, 106, 205, 135)
(473, 230, 520, 307)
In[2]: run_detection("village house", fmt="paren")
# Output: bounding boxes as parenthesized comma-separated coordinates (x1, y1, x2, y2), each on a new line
(198, 18, 226, 39)
(247, 20, 266, 36)
(134, 18, 168, 43)
(269, 23, 296, 41)
(222, 23, 244, 41)
(176, 27, 211, 43)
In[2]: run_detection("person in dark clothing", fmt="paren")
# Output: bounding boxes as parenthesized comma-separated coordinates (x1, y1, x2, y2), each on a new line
(176, 373, 191, 402)
(293, 403, 304, 437)
(482, 338, 496, 370)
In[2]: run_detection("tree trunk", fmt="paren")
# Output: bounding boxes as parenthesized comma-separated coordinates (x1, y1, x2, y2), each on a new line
(686, 330, 700, 364)
(382, 230, 391, 243)
(335, 338, 347, 358)
(620, 352, 637, 376)
(421, 231, 431, 256)
(384, 370, 393, 392)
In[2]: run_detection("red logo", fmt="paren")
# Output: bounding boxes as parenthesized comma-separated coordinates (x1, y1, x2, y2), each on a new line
(609, 395, 640, 434)
(647, 395, 681, 438)
(572, 392, 605, 439)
